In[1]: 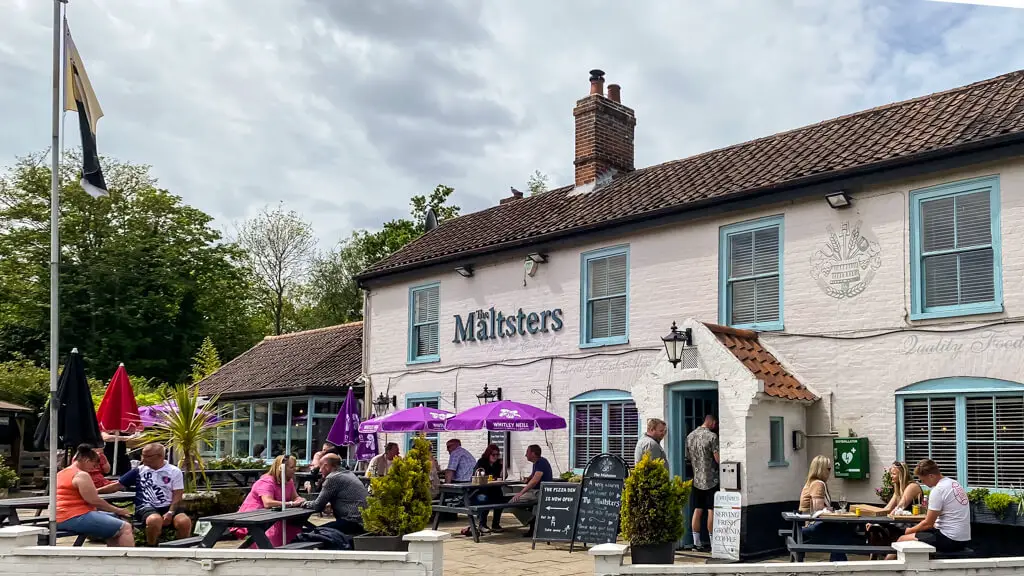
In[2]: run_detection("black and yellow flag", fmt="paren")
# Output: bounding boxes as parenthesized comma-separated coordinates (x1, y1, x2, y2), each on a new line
(64, 20, 107, 197)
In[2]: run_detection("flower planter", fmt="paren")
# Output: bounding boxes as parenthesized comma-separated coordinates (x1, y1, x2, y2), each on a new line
(971, 502, 1018, 525)
(629, 542, 675, 564)
(353, 534, 409, 551)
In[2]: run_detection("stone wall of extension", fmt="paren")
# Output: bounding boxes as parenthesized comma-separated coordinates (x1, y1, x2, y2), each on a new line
(0, 526, 449, 576)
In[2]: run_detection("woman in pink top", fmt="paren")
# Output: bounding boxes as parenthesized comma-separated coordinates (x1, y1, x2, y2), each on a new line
(234, 455, 306, 546)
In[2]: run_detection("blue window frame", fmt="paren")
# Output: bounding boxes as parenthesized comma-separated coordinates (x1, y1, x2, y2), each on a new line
(405, 392, 441, 458)
(896, 378, 1024, 491)
(569, 390, 638, 472)
(408, 283, 440, 363)
(580, 245, 630, 347)
(769, 417, 788, 467)
(719, 216, 784, 331)
(909, 176, 1002, 320)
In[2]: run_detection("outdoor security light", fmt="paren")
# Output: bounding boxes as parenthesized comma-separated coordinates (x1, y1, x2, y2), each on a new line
(476, 383, 502, 405)
(373, 392, 397, 414)
(662, 321, 693, 368)
(826, 191, 852, 209)
(526, 253, 548, 264)
(455, 265, 474, 278)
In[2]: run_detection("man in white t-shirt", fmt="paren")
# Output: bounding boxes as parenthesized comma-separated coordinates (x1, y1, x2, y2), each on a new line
(895, 459, 970, 555)
(116, 443, 191, 546)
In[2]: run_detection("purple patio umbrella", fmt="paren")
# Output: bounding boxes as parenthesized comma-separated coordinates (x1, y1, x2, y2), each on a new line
(326, 387, 360, 446)
(358, 405, 453, 433)
(444, 400, 567, 432)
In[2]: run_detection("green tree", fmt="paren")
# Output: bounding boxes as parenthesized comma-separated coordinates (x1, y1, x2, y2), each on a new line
(235, 203, 317, 335)
(527, 170, 549, 196)
(0, 151, 264, 384)
(190, 336, 221, 383)
(361, 436, 434, 536)
(298, 185, 460, 327)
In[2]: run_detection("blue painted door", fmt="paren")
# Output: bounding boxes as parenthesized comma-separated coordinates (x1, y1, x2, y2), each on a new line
(668, 386, 718, 549)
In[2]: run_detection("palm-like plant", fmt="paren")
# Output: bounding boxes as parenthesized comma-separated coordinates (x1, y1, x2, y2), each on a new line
(138, 383, 232, 491)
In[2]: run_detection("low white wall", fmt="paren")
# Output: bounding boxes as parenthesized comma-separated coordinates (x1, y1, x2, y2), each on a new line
(0, 526, 449, 576)
(590, 542, 1024, 576)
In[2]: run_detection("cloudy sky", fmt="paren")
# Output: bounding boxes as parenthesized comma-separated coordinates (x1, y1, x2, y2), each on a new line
(3, 0, 1024, 247)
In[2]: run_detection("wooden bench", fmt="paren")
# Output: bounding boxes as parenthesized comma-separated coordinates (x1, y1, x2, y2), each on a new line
(933, 548, 976, 559)
(280, 541, 322, 550)
(786, 536, 893, 562)
(159, 536, 204, 548)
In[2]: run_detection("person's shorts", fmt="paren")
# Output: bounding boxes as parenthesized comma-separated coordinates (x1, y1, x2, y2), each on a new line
(57, 511, 125, 540)
(135, 505, 171, 524)
(916, 528, 968, 552)
(692, 484, 719, 510)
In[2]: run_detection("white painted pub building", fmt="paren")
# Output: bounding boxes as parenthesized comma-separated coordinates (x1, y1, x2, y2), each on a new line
(355, 69, 1024, 556)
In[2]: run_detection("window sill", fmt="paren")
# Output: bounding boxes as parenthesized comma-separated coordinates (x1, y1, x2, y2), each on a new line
(579, 337, 629, 349)
(729, 321, 784, 332)
(407, 355, 441, 366)
(768, 461, 790, 468)
(910, 303, 1003, 321)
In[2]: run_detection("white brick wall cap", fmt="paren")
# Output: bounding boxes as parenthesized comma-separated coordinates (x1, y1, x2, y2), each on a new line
(892, 541, 935, 554)
(589, 543, 629, 556)
(622, 560, 899, 574)
(0, 526, 45, 538)
(7, 545, 410, 562)
(403, 529, 451, 542)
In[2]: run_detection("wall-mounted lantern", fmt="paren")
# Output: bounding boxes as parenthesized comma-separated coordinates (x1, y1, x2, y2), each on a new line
(476, 383, 502, 405)
(373, 392, 397, 415)
(662, 321, 693, 368)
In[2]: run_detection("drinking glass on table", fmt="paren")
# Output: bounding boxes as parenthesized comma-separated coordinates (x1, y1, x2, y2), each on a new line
(836, 494, 848, 513)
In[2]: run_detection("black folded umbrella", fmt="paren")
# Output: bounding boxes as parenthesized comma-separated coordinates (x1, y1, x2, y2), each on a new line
(34, 348, 103, 450)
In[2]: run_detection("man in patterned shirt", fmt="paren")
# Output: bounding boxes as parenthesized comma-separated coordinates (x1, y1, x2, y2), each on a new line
(444, 439, 476, 483)
(685, 414, 719, 552)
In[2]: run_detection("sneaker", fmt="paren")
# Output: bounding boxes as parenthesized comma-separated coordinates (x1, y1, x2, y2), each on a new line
(490, 525, 505, 533)
(478, 525, 491, 534)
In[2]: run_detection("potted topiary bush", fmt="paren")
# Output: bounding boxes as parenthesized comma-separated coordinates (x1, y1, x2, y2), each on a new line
(356, 436, 434, 551)
(620, 452, 691, 564)
(0, 454, 19, 499)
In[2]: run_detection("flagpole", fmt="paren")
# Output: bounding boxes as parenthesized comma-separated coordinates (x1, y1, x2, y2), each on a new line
(48, 0, 66, 547)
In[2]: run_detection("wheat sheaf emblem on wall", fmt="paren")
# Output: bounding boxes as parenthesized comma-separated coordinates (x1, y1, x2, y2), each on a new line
(809, 220, 882, 300)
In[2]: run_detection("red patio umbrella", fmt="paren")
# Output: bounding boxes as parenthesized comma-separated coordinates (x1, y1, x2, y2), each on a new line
(95, 362, 142, 475)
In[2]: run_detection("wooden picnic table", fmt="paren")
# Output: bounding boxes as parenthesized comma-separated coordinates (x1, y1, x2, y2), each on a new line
(198, 508, 315, 549)
(781, 511, 920, 561)
(0, 492, 135, 526)
(431, 481, 529, 543)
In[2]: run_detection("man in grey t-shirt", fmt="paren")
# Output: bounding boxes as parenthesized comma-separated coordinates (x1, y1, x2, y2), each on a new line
(634, 418, 667, 465)
(303, 454, 368, 535)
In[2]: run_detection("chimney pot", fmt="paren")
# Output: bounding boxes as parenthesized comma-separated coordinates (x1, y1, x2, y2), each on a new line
(607, 84, 621, 103)
(589, 69, 605, 96)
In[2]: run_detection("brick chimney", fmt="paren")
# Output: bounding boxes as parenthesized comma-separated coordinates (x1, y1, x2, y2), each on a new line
(573, 69, 636, 187)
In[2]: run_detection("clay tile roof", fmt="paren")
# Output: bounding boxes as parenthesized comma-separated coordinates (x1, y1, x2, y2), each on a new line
(198, 322, 363, 400)
(703, 323, 816, 402)
(359, 69, 1024, 281)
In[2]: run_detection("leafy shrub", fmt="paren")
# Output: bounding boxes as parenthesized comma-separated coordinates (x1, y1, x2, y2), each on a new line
(968, 487, 990, 505)
(207, 455, 268, 471)
(875, 469, 894, 504)
(620, 453, 691, 546)
(361, 436, 433, 536)
(984, 492, 1014, 519)
(0, 454, 19, 490)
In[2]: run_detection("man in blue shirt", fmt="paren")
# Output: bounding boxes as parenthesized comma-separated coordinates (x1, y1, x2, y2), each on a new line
(510, 444, 552, 537)
(444, 439, 476, 483)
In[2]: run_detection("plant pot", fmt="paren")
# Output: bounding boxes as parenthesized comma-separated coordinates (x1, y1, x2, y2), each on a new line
(972, 502, 1017, 525)
(353, 534, 410, 552)
(629, 542, 675, 564)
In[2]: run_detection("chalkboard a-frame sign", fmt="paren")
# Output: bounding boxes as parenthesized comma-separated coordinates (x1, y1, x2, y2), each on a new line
(531, 453, 628, 553)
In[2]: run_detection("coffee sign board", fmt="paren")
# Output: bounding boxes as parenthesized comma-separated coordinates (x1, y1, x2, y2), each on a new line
(711, 491, 742, 562)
